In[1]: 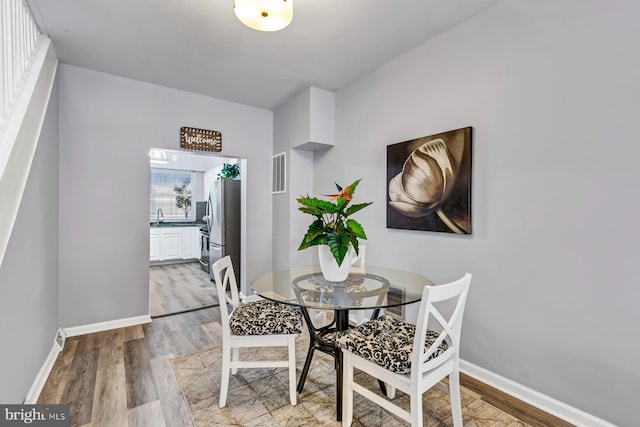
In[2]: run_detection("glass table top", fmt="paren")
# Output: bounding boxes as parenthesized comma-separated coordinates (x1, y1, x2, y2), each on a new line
(251, 265, 434, 311)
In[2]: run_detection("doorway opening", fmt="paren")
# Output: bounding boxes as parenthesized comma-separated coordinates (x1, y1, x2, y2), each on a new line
(148, 148, 246, 318)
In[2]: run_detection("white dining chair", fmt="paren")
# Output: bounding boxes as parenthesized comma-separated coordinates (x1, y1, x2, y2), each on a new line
(211, 255, 303, 407)
(350, 244, 366, 273)
(337, 273, 472, 427)
(348, 245, 371, 325)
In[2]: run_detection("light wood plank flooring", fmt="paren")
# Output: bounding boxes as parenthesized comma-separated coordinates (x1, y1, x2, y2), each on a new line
(37, 307, 574, 427)
(149, 262, 218, 318)
(38, 307, 220, 427)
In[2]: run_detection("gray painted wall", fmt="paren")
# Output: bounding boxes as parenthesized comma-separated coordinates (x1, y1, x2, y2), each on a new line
(150, 148, 229, 173)
(3, 0, 636, 421)
(287, 149, 314, 268)
(272, 89, 318, 270)
(0, 79, 59, 402)
(307, 1, 639, 425)
(58, 65, 273, 327)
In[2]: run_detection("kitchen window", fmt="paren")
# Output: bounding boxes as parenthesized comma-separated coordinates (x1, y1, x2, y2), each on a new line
(150, 169, 195, 222)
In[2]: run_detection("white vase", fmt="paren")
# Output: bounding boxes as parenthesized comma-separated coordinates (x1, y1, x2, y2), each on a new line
(318, 245, 355, 282)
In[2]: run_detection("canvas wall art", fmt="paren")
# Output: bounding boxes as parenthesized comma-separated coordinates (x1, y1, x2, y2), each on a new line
(387, 127, 472, 234)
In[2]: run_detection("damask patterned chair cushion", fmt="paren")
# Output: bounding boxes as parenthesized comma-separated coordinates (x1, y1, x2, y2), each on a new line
(335, 314, 449, 374)
(229, 300, 303, 336)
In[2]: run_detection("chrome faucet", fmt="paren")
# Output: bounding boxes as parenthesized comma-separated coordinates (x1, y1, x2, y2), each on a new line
(156, 208, 164, 224)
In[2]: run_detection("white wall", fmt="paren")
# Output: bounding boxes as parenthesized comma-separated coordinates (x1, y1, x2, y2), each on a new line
(58, 65, 273, 327)
(273, 87, 336, 270)
(149, 148, 229, 173)
(288, 149, 314, 267)
(273, 91, 311, 270)
(0, 79, 59, 402)
(309, 1, 640, 425)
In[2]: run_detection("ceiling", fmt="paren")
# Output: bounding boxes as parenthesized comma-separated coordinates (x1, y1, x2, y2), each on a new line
(26, 0, 501, 110)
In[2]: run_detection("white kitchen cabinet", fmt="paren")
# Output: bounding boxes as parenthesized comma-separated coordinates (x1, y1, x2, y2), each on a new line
(149, 228, 160, 261)
(150, 226, 201, 262)
(161, 229, 183, 260)
(181, 227, 199, 259)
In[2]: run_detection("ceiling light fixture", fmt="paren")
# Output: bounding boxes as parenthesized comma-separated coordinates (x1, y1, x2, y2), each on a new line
(149, 149, 168, 164)
(234, 0, 293, 32)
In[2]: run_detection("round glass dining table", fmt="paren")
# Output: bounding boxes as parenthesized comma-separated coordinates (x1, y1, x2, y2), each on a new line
(251, 265, 434, 421)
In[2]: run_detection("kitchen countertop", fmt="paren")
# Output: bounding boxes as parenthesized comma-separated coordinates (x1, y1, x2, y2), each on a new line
(150, 222, 207, 228)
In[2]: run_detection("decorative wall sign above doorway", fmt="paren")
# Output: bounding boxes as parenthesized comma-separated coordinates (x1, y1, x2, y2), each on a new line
(180, 127, 222, 152)
(387, 127, 472, 234)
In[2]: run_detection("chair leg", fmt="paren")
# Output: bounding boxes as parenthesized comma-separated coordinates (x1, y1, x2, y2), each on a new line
(385, 383, 396, 398)
(288, 336, 297, 405)
(410, 390, 423, 427)
(219, 345, 231, 408)
(449, 370, 463, 427)
(342, 353, 354, 427)
(231, 347, 239, 375)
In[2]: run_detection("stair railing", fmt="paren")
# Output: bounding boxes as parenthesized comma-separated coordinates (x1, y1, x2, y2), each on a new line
(1, 0, 41, 126)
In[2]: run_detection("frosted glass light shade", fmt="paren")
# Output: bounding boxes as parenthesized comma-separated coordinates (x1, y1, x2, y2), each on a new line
(234, 0, 293, 32)
(149, 149, 168, 164)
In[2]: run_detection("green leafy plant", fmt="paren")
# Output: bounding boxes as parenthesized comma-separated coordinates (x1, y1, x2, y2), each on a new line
(297, 179, 372, 266)
(217, 163, 240, 179)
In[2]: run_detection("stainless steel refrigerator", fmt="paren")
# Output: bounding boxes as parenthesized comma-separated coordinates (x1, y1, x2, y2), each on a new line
(207, 178, 241, 286)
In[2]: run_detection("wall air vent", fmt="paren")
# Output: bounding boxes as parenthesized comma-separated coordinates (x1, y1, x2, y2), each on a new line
(272, 152, 286, 194)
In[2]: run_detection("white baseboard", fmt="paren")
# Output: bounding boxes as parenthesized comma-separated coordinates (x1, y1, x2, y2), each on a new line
(63, 314, 152, 337)
(24, 341, 60, 404)
(459, 359, 618, 427)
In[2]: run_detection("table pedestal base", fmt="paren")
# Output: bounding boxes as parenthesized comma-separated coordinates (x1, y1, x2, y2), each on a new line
(297, 308, 381, 421)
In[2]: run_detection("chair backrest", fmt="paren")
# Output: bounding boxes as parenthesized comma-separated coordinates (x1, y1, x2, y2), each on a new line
(412, 273, 472, 373)
(211, 256, 241, 333)
(351, 244, 366, 273)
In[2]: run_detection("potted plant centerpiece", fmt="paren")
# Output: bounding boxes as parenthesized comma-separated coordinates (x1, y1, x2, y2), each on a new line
(297, 179, 372, 282)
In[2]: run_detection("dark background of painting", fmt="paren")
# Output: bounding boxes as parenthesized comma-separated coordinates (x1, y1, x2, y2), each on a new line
(386, 127, 473, 234)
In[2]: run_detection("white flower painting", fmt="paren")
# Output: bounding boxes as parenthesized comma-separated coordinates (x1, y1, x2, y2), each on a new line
(387, 127, 472, 234)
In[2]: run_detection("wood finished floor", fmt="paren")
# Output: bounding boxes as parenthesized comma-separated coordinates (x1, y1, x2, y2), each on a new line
(149, 261, 218, 318)
(38, 307, 221, 427)
(37, 307, 574, 427)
